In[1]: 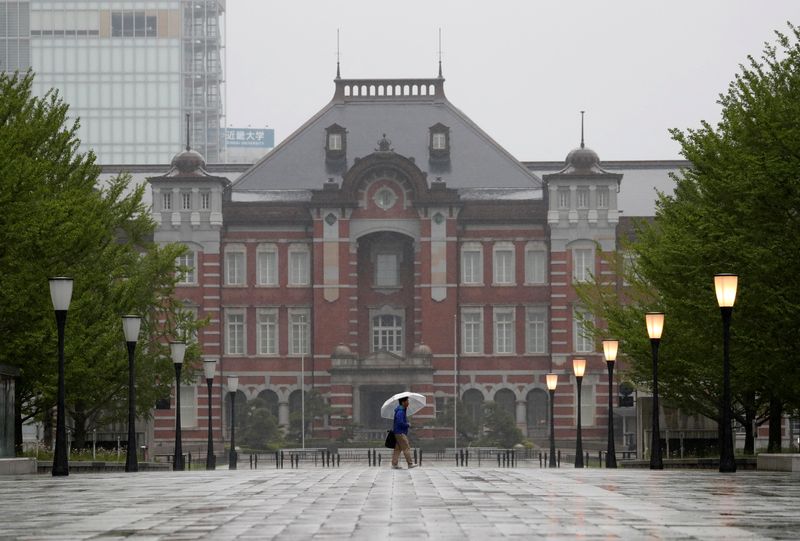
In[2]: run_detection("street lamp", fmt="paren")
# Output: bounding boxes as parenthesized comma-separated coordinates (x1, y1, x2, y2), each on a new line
(546, 373, 558, 468)
(48, 277, 73, 477)
(228, 375, 238, 470)
(602, 339, 619, 468)
(715, 273, 738, 473)
(122, 315, 141, 473)
(645, 312, 664, 470)
(170, 341, 187, 471)
(573, 358, 586, 468)
(204, 357, 217, 470)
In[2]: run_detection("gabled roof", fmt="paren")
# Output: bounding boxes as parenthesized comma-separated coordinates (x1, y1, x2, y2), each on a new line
(233, 77, 540, 191)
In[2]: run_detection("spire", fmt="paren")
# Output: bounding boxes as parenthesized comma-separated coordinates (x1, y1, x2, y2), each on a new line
(185, 113, 190, 151)
(437, 28, 443, 78)
(336, 28, 341, 79)
(580, 110, 585, 149)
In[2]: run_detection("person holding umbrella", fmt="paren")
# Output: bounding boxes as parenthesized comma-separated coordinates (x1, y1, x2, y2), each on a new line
(391, 396, 417, 469)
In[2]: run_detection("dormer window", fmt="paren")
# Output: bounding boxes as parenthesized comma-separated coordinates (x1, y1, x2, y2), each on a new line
(325, 123, 347, 162)
(428, 123, 450, 162)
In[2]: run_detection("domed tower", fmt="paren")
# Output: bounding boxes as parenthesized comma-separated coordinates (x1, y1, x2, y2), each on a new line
(541, 113, 623, 392)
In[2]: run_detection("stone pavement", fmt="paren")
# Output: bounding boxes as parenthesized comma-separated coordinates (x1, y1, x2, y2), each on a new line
(0, 466, 799, 540)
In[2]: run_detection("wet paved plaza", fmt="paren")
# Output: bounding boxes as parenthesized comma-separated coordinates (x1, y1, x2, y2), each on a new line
(0, 466, 798, 540)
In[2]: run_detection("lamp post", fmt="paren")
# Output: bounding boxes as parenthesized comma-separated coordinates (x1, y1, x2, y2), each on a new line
(228, 375, 238, 470)
(602, 339, 619, 468)
(170, 341, 186, 471)
(204, 357, 217, 470)
(715, 273, 738, 473)
(48, 277, 73, 477)
(645, 312, 664, 470)
(122, 315, 141, 473)
(546, 373, 558, 468)
(573, 358, 586, 468)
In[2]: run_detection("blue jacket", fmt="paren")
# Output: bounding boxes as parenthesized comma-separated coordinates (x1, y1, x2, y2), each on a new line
(393, 405, 409, 435)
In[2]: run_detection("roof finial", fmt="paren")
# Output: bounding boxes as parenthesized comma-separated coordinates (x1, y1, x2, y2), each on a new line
(437, 28, 443, 78)
(580, 110, 585, 149)
(185, 113, 190, 151)
(336, 28, 341, 79)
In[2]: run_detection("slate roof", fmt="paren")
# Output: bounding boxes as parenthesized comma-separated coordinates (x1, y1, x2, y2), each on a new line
(233, 78, 541, 192)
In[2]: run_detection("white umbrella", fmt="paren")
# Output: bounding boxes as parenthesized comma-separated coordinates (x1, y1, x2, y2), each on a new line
(381, 391, 426, 419)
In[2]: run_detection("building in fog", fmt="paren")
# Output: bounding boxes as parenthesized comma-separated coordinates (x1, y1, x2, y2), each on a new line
(144, 70, 704, 460)
(0, 0, 225, 164)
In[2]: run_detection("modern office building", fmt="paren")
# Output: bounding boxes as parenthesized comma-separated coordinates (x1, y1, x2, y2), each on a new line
(0, 0, 225, 164)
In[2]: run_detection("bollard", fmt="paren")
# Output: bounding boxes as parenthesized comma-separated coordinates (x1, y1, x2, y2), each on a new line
(585, 451, 589, 468)
(599, 451, 602, 467)
(276, 451, 279, 469)
(544, 452, 548, 467)
(465, 449, 469, 467)
(337, 453, 340, 468)
(419, 449, 423, 466)
(280, 450, 285, 469)
(455, 449, 459, 466)
(378, 454, 382, 466)
(249, 454, 253, 469)
(539, 452, 543, 468)
(255, 454, 258, 469)
(557, 450, 561, 467)
(497, 453, 501, 467)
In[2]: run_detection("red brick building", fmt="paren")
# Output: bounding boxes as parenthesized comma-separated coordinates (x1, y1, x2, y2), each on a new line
(147, 74, 642, 457)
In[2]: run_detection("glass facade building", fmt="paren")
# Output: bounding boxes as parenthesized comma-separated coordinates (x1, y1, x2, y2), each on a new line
(1, 1, 225, 164)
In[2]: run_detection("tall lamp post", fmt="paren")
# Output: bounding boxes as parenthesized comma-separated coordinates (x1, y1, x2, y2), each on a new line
(573, 358, 586, 468)
(204, 357, 217, 470)
(645, 312, 664, 470)
(715, 273, 738, 473)
(602, 339, 619, 468)
(170, 341, 186, 471)
(122, 315, 142, 473)
(49, 277, 73, 477)
(228, 375, 238, 470)
(546, 373, 558, 468)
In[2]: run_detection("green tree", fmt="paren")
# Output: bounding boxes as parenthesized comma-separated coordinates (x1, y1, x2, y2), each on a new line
(480, 402, 523, 449)
(237, 397, 282, 450)
(434, 399, 480, 444)
(577, 24, 800, 453)
(0, 71, 204, 451)
(288, 390, 332, 444)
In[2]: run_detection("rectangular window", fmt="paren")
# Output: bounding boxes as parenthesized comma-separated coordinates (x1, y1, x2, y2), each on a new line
(461, 247, 482, 284)
(372, 314, 403, 354)
(257, 309, 278, 355)
(289, 248, 310, 285)
(576, 188, 589, 209)
(494, 309, 515, 354)
(375, 253, 398, 287)
(290, 310, 310, 355)
(579, 383, 596, 427)
(558, 188, 570, 209)
(572, 248, 594, 283)
(257, 247, 278, 286)
(162, 192, 172, 210)
(181, 192, 191, 210)
(226, 312, 245, 355)
(526, 308, 547, 354)
(574, 307, 594, 353)
(525, 249, 546, 284)
(462, 310, 483, 355)
(597, 187, 609, 209)
(328, 133, 342, 151)
(176, 252, 196, 284)
(432, 132, 447, 150)
(179, 386, 197, 427)
(225, 250, 245, 285)
(493, 246, 515, 284)
(201, 192, 211, 210)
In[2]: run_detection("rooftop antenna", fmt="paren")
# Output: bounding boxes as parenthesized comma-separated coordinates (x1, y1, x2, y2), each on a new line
(437, 28, 443, 78)
(185, 113, 190, 151)
(580, 110, 585, 149)
(336, 28, 341, 79)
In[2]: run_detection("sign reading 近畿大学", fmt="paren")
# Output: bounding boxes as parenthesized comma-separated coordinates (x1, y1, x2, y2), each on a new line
(225, 128, 274, 148)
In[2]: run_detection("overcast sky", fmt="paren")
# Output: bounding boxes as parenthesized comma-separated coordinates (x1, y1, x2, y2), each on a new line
(225, 0, 798, 162)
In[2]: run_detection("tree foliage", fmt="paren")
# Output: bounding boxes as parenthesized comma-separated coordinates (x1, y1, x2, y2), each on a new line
(577, 24, 800, 452)
(0, 71, 203, 450)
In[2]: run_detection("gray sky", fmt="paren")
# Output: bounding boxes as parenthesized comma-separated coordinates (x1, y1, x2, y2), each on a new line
(226, 0, 798, 161)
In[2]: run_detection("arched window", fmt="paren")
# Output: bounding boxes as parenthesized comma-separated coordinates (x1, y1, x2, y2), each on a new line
(526, 389, 549, 436)
(372, 314, 403, 354)
(463, 389, 484, 425)
(257, 389, 280, 421)
(494, 389, 516, 420)
(289, 390, 302, 416)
